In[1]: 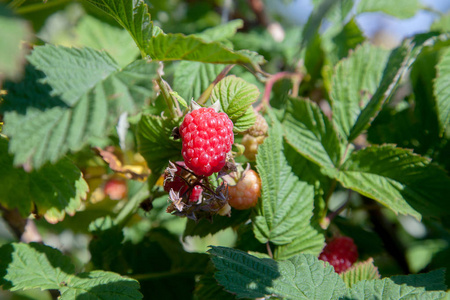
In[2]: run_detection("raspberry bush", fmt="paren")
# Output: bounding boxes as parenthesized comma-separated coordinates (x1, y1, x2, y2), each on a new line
(1, 0, 450, 299)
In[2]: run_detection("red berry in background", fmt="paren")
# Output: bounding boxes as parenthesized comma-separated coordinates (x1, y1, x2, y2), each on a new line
(104, 178, 127, 200)
(228, 169, 261, 210)
(319, 236, 358, 273)
(163, 162, 203, 202)
(179, 107, 234, 176)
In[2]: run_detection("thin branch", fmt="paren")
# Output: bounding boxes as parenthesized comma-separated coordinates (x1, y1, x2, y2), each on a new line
(0, 205, 26, 240)
(255, 72, 303, 111)
(0, 205, 42, 242)
(326, 190, 352, 224)
(266, 242, 273, 258)
(197, 64, 235, 105)
(131, 269, 203, 281)
(156, 77, 180, 118)
(248, 0, 269, 27)
(363, 196, 410, 274)
(339, 143, 351, 168)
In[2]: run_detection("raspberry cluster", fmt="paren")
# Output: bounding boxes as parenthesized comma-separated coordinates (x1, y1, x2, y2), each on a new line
(163, 162, 202, 202)
(319, 236, 358, 273)
(179, 107, 234, 176)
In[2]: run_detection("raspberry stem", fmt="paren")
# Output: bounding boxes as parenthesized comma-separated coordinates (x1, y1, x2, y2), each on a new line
(255, 71, 303, 112)
(156, 77, 181, 118)
(197, 64, 235, 105)
(172, 162, 218, 196)
(266, 242, 273, 259)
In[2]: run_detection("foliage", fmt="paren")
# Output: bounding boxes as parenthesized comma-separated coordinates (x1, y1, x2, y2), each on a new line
(0, 0, 449, 299)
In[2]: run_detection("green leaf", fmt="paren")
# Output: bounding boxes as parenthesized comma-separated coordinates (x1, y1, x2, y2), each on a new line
(340, 258, 381, 288)
(253, 119, 316, 245)
(332, 18, 365, 60)
(391, 269, 447, 291)
(431, 14, 450, 32)
(136, 114, 182, 175)
(282, 97, 341, 169)
(209, 246, 347, 299)
(0, 137, 88, 221)
(0, 5, 32, 81)
(333, 145, 450, 220)
(232, 106, 257, 133)
(194, 270, 236, 300)
(369, 34, 450, 153)
(305, 33, 325, 80)
(1, 45, 156, 169)
(434, 47, 450, 136)
(169, 91, 188, 108)
(331, 43, 390, 140)
(211, 75, 260, 119)
(302, 0, 338, 49)
(409, 44, 441, 149)
(173, 61, 223, 102)
(312, 0, 354, 24)
(75, 15, 140, 67)
(28, 45, 119, 106)
(0, 242, 74, 291)
(117, 228, 208, 298)
(356, 0, 420, 19)
(84, 0, 264, 67)
(347, 41, 416, 141)
(0, 242, 142, 299)
(346, 277, 446, 299)
(195, 19, 244, 42)
(59, 270, 142, 299)
(274, 221, 325, 259)
(88, 216, 124, 270)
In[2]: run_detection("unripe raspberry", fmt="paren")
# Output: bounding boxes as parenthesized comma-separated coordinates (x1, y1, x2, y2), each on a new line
(104, 178, 127, 200)
(218, 203, 232, 216)
(246, 112, 268, 137)
(180, 107, 234, 176)
(319, 236, 358, 273)
(228, 169, 261, 210)
(241, 134, 265, 161)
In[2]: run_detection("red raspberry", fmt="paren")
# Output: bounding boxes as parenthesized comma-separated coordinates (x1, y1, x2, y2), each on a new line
(179, 107, 234, 176)
(319, 236, 358, 273)
(104, 178, 127, 200)
(163, 162, 203, 202)
(228, 169, 261, 210)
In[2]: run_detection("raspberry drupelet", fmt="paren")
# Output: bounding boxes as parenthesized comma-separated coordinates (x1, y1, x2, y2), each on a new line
(179, 107, 234, 176)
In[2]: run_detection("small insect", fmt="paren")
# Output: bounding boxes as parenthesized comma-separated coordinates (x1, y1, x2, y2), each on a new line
(139, 197, 153, 212)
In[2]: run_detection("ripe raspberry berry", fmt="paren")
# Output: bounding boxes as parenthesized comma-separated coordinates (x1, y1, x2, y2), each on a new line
(319, 236, 358, 273)
(179, 107, 234, 176)
(104, 178, 127, 200)
(228, 169, 261, 210)
(164, 162, 203, 202)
